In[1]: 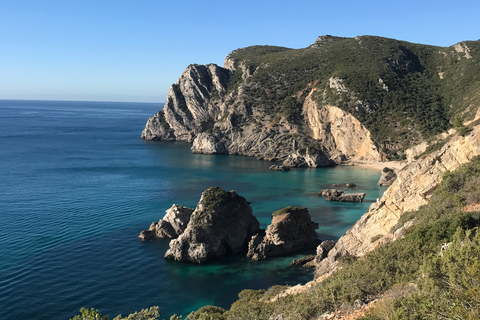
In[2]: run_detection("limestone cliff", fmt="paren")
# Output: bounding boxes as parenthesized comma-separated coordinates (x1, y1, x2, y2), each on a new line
(302, 91, 381, 162)
(142, 64, 381, 167)
(315, 124, 480, 277)
(143, 37, 480, 164)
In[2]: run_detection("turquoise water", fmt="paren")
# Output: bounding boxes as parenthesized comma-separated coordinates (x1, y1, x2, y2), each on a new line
(0, 100, 386, 319)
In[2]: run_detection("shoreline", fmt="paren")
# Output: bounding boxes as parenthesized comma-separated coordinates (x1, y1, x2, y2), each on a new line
(341, 160, 407, 172)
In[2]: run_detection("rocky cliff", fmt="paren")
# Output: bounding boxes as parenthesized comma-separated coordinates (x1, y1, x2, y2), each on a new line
(315, 123, 480, 277)
(143, 36, 480, 165)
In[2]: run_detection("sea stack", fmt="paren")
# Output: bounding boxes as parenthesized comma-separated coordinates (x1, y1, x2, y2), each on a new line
(164, 186, 260, 263)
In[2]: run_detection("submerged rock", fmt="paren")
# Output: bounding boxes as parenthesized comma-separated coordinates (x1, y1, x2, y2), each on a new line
(164, 187, 260, 263)
(247, 206, 320, 260)
(269, 165, 290, 171)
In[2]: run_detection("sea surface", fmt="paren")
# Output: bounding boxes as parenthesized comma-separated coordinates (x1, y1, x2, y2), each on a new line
(0, 100, 387, 320)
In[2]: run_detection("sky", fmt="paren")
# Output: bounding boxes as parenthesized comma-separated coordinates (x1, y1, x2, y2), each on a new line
(1, 0, 479, 103)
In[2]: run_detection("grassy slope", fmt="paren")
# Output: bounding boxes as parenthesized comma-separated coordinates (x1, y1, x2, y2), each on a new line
(223, 36, 480, 159)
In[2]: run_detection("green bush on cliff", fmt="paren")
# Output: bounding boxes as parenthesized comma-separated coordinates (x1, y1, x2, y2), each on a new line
(70, 307, 159, 320)
(272, 206, 307, 217)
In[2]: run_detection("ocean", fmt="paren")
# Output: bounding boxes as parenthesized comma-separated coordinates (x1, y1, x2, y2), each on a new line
(0, 100, 386, 319)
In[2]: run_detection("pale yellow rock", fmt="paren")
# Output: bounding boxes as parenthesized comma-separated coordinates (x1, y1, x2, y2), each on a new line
(315, 123, 480, 278)
(302, 91, 381, 161)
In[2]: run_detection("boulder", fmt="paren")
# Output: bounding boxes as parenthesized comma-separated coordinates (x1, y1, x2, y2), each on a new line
(319, 189, 344, 197)
(319, 189, 366, 202)
(247, 206, 320, 260)
(378, 167, 397, 186)
(164, 187, 260, 263)
(139, 204, 194, 240)
(290, 254, 316, 266)
(331, 193, 366, 202)
(269, 165, 290, 171)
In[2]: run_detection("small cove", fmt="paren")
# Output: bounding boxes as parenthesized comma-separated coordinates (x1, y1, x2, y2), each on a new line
(0, 100, 387, 319)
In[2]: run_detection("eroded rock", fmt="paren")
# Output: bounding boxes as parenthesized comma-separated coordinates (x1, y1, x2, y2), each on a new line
(139, 204, 194, 240)
(247, 206, 320, 260)
(164, 187, 260, 263)
(319, 189, 366, 202)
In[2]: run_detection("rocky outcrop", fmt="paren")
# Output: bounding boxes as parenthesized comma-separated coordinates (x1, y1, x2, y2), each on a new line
(246, 206, 320, 260)
(191, 132, 228, 154)
(269, 165, 290, 171)
(164, 187, 260, 263)
(319, 189, 366, 202)
(282, 149, 333, 168)
(377, 168, 397, 186)
(315, 124, 480, 278)
(141, 64, 229, 142)
(291, 255, 316, 266)
(142, 53, 382, 167)
(139, 204, 194, 240)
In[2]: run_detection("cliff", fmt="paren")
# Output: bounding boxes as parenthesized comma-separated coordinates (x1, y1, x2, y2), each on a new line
(143, 36, 480, 166)
(315, 123, 480, 277)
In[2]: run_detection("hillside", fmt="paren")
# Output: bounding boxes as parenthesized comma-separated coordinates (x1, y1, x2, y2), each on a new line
(142, 35, 480, 163)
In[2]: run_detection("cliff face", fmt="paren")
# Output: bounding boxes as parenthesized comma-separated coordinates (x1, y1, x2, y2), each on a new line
(142, 64, 381, 167)
(315, 123, 480, 277)
(302, 91, 381, 162)
(143, 36, 480, 164)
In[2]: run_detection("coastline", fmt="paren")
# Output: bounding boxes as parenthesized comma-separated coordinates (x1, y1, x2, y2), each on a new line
(341, 160, 407, 172)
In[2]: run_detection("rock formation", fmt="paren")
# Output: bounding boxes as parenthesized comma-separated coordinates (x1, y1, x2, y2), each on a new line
(269, 165, 290, 171)
(247, 206, 320, 260)
(164, 187, 260, 263)
(318, 189, 366, 202)
(139, 204, 194, 240)
(377, 168, 397, 186)
(315, 124, 480, 278)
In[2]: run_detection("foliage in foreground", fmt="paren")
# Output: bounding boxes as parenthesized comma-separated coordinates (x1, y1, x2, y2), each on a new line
(70, 307, 159, 320)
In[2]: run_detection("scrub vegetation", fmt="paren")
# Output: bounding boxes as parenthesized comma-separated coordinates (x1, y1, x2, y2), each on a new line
(224, 36, 480, 159)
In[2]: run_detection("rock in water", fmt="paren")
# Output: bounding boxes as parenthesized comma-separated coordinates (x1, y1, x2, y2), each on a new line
(247, 206, 320, 260)
(139, 204, 194, 240)
(269, 165, 290, 171)
(318, 189, 366, 202)
(164, 187, 260, 263)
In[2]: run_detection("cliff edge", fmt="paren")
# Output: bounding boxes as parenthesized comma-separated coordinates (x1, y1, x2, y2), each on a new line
(315, 123, 480, 277)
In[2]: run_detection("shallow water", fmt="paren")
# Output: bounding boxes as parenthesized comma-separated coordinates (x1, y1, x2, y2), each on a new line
(0, 100, 386, 319)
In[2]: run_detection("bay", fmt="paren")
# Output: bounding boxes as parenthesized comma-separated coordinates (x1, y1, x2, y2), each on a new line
(0, 100, 386, 319)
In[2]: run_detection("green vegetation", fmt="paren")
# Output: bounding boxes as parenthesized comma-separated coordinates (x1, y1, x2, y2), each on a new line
(182, 156, 480, 319)
(70, 307, 159, 320)
(221, 36, 480, 159)
(272, 206, 307, 217)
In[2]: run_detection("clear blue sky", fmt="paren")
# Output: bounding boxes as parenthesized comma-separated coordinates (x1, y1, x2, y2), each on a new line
(1, 0, 479, 103)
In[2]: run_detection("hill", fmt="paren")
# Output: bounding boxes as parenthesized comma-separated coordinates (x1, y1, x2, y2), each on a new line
(142, 35, 480, 163)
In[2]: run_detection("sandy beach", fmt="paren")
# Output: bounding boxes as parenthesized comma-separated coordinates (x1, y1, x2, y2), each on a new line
(342, 160, 407, 172)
